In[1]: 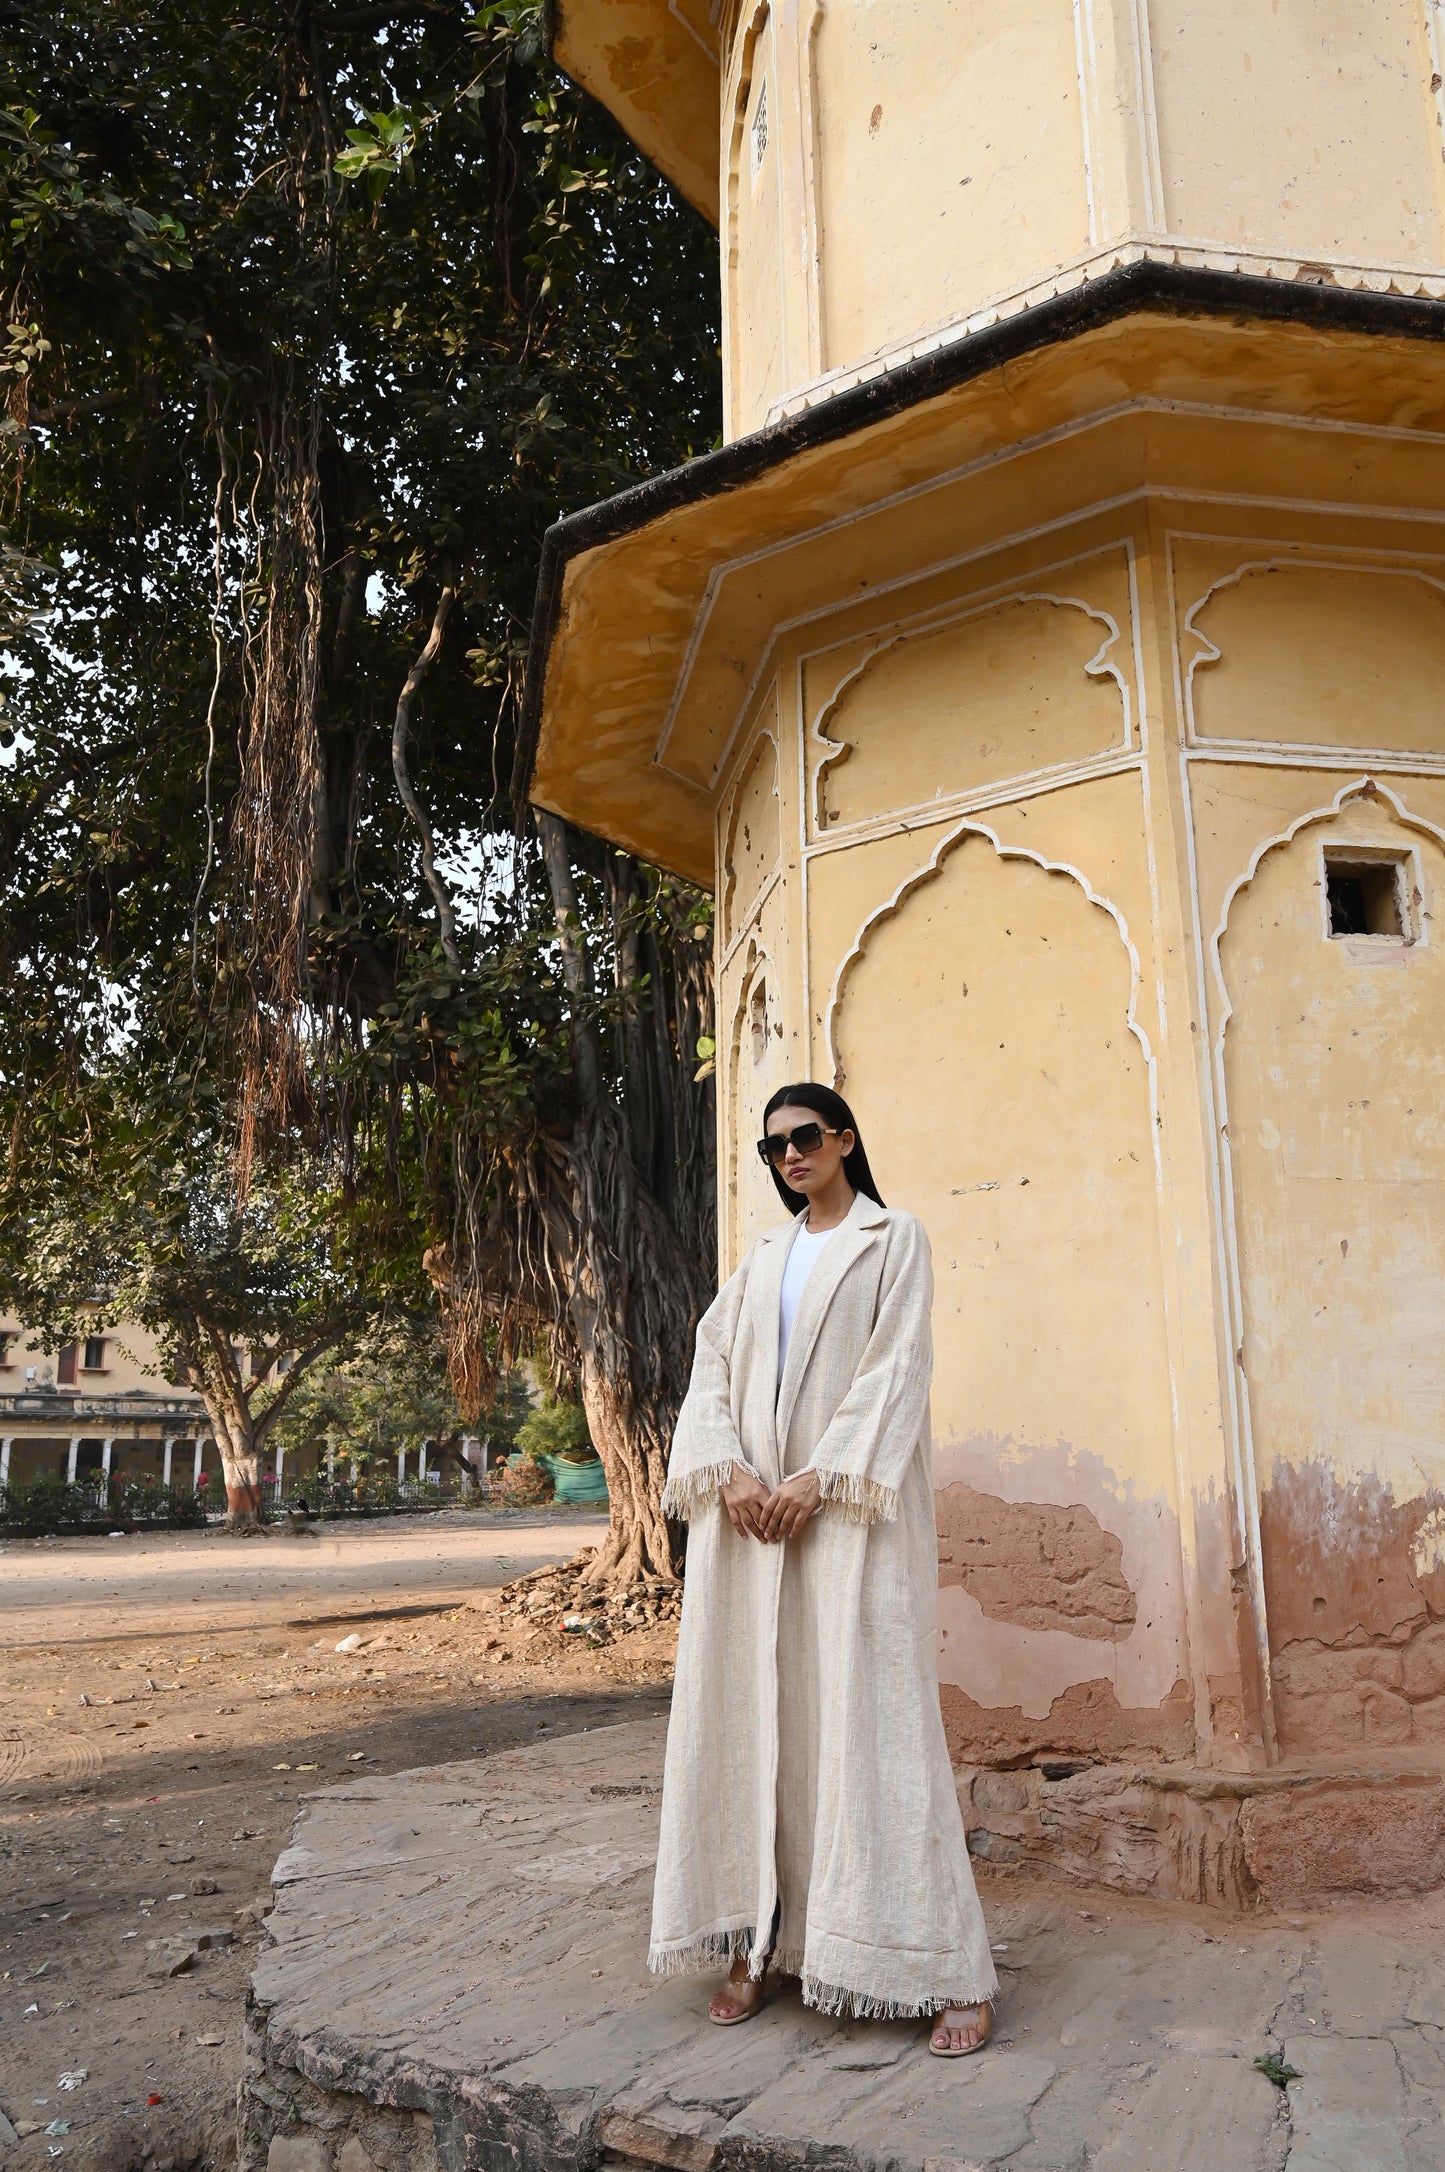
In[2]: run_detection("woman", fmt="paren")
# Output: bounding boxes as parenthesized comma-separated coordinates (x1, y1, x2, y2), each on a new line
(650, 1082, 996, 2057)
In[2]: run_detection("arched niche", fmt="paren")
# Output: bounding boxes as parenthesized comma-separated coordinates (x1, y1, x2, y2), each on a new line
(1187, 561, 1445, 754)
(832, 825, 1175, 1519)
(815, 592, 1127, 832)
(1216, 784, 1445, 1752)
(725, 939, 789, 1262)
(724, 3, 787, 435)
(722, 729, 781, 941)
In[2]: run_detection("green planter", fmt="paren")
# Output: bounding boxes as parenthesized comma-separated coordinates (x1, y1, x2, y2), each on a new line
(543, 1453, 609, 1505)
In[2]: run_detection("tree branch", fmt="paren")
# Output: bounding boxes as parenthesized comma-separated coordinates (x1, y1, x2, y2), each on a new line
(392, 579, 461, 972)
(537, 810, 602, 1108)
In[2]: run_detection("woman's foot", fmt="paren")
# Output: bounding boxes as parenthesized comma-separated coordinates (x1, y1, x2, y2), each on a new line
(708, 1951, 769, 2025)
(928, 2000, 992, 2057)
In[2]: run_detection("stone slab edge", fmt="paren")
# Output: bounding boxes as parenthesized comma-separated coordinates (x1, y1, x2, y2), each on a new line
(242, 1988, 861, 2172)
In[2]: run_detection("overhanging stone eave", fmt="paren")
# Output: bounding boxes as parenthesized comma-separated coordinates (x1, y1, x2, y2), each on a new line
(519, 260, 1445, 873)
(549, 0, 721, 226)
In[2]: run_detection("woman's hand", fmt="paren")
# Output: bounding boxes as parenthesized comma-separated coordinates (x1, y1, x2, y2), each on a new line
(758, 1469, 821, 1542)
(721, 1465, 771, 1540)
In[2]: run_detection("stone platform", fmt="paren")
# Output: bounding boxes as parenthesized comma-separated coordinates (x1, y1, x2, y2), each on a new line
(242, 1720, 1445, 2172)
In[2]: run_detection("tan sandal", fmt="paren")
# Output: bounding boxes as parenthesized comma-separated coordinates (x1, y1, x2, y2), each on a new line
(928, 2000, 993, 2057)
(708, 1952, 771, 2026)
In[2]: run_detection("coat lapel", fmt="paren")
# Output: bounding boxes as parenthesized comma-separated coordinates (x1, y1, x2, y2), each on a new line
(774, 1192, 888, 1453)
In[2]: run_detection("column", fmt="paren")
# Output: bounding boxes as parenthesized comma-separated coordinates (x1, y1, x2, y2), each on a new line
(162, 1436, 174, 1487)
(274, 1445, 284, 1497)
(418, 1443, 427, 1486)
(0, 1437, 10, 1486)
(101, 1437, 113, 1477)
(396, 1447, 406, 1487)
(192, 1437, 204, 1487)
(67, 1436, 80, 1483)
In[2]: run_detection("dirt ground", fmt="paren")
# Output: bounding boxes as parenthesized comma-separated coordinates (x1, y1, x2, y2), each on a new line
(0, 1510, 676, 2172)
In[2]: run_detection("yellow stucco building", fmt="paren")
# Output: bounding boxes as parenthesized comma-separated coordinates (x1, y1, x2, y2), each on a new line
(518, 4, 1445, 1898)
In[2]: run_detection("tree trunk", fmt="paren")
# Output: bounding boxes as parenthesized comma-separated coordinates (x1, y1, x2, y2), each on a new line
(536, 814, 713, 1588)
(201, 1388, 264, 1529)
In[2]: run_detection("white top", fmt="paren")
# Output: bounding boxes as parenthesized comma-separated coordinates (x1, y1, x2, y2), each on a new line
(778, 1221, 838, 1385)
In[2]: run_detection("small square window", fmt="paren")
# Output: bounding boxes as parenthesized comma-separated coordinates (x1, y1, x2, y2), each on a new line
(1323, 850, 1412, 942)
(82, 1336, 108, 1371)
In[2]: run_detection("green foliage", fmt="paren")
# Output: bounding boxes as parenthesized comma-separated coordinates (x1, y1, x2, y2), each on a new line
(1254, 2054, 1301, 2091)
(0, 1475, 207, 1535)
(269, 1319, 461, 1472)
(515, 1395, 593, 1464)
(0, 0, 717, 1189)
(290, 1469, 405, 1519)
(0, 0, 719, 1539)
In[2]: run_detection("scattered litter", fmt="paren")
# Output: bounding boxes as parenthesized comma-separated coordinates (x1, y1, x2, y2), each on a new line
(334, 1634, 363, 1654)
(47, 2148, 64, 2159)
(347, 1752, 366, 1762)
(31, 1964, 49, 1979)
(24, 2005, 39, 2015)
(77, 1696, 90, 1708)
(272, 1764, 292, 1773)
(44, 2121, 70, 2138)
(297, 1763, 318, 1772)
(55, 2075, 86, 2092)
(146, 2096, 163, 2109)
(166, 1894, 187, 1904)
(107, 1531, 125, 1539)
(120, 1933, 137, 1942)
(195, 2034, 224, 2048)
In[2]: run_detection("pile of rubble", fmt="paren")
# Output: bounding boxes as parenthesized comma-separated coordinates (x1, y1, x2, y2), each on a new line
(487, 1564, 683, 1647)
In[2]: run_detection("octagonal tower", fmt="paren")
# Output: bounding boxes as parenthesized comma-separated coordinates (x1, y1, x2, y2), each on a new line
(520, 2, 1445, 1893)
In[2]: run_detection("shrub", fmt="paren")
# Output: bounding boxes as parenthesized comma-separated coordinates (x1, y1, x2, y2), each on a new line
(0, 1476, 207, 1535)
(514, 1398, 596, 1465)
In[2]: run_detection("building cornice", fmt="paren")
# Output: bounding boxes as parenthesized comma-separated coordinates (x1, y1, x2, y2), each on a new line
(0, 1392, 204, 1428)
(515, 259, 1445, 820)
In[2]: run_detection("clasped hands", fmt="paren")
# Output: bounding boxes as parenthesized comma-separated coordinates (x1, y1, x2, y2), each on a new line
(721, 1464, 821, 1542)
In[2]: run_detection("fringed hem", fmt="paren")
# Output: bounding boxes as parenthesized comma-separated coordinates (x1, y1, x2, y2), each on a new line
(660, 1458, 759, 1522)
(808, 1466, 900, 1526)
(801, 1975, 999, 2021)
(648, 1926, 761, 1979)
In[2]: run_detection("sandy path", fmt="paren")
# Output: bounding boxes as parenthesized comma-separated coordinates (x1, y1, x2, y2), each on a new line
(0, 1509, 674, 2172)
(0, 1507, 608, 1647)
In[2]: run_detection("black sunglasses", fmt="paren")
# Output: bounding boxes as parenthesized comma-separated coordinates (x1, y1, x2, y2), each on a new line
(756, 1121, 841, 1166)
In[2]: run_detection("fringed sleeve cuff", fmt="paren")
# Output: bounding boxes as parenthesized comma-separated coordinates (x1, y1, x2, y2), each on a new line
(660, 1458, 761, 1522)
(807, 1465, 900, 1526)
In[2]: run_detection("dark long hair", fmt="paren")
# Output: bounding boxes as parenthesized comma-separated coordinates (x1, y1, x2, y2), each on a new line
(760, 1081, 886, 1213)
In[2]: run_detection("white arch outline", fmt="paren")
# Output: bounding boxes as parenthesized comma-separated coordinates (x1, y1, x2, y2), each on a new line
(1207, 776, 1445, 1050)
(720, 725, 781, 941)
(1182, 557, 1445, 744)
(822, 817, 1157, 1149)
(810, 588, 1131, 838)
(724, 930, 784, 1259)
(1205, 776, 1445, 1746)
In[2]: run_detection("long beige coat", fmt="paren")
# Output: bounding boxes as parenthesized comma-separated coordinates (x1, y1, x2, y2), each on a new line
(650, 1191, 997, 2020)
